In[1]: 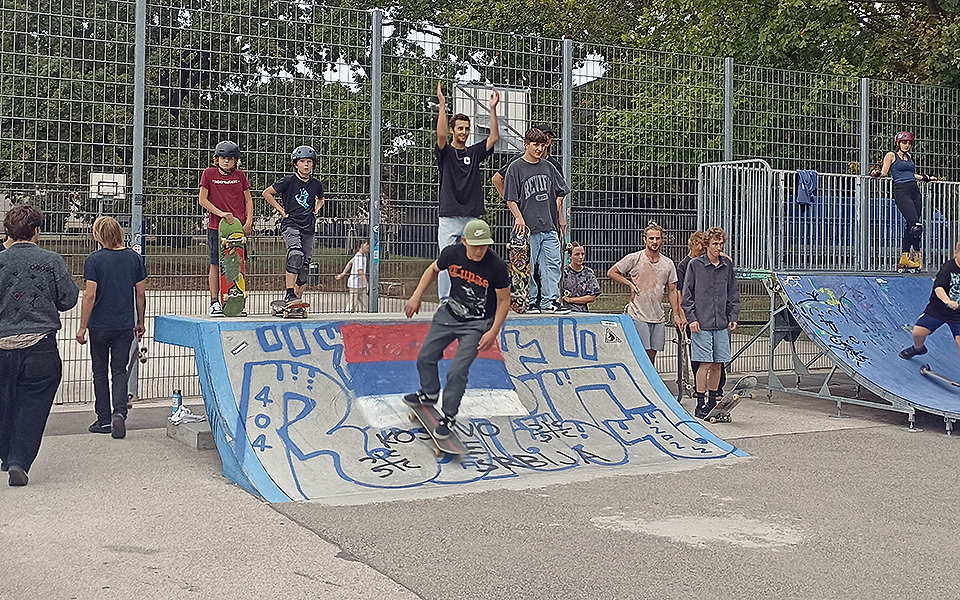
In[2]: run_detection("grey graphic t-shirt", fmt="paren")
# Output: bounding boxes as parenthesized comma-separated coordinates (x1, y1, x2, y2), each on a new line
(503, 158, 569, 234)
(560, 265, 601, 312)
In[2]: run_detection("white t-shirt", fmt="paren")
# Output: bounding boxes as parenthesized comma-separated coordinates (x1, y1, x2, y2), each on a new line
(614, 250, 677, 324)
(348, 252, 367, 289)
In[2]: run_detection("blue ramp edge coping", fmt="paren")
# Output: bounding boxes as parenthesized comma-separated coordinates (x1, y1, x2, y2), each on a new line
(155, 314, 746, 502)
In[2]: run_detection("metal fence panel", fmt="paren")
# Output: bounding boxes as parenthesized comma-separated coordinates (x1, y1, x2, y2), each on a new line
(6, 3, 960, 404)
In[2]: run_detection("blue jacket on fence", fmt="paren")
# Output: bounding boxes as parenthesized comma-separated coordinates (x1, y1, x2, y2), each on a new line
(796, 170, 818, 206)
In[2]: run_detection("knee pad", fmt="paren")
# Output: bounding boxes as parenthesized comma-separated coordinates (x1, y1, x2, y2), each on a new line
(296, 267, 309, 287)
(286, 247, 305, 275)
(910, 223, 924, 238)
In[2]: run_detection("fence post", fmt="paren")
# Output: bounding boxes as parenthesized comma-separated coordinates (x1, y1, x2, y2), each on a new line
(130, 0, 146, 259)
(561, 38, 573, 248)
(723, 58, 733, 162)
(857, 77, 870, 271)
(368, 9, 383, 312)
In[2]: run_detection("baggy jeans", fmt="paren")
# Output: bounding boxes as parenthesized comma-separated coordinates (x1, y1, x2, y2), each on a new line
(0, 335, 62, 473)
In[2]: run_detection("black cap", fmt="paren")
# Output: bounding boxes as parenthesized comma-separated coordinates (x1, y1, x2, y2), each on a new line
(535, 125, 555, 137)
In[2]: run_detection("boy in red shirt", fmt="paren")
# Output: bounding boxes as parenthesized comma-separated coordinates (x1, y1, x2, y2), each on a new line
(197, 140, 253, 316)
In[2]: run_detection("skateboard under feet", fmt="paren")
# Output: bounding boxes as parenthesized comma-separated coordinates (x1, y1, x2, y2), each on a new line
(270, 298, 309, 319)
(703, 375, 758, 423)
(408, 402, 467, 457)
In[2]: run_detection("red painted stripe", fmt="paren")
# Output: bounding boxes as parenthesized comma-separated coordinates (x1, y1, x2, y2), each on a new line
(340, 322, 502, 363)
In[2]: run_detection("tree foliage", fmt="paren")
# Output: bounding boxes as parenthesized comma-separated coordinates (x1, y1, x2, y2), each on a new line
(628, 0, 960, 87)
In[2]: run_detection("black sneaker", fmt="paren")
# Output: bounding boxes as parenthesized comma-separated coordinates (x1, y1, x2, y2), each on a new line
(899, 346, 927, 360)
(434, 415, 456, 439)
(8, 465, 27, 487)
(694, 405, 710, 419)
(542, 303, 571, 315)
(111, 413, 126, 439)
(402, 390, 437, 407)
(89, 420, 112, 434)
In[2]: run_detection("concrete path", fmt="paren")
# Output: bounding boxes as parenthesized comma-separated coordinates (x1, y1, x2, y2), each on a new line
(4, 386, 959, 599)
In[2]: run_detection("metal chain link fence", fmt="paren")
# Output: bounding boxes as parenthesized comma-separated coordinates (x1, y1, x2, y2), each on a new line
(4, 2, 960, 404)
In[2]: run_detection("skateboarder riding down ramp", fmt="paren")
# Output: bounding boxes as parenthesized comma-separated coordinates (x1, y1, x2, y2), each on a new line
(402, 219, 511, 439)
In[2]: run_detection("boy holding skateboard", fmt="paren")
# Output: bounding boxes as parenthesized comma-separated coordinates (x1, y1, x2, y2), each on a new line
(76, 216, 147, 439)
(263, 145, 325, 306)
(899, 240, 960, 363)
(681, 227, 740, 419)
(403, 219, 511, 439)
(503, 128, 570, 314)
(198, 140, 253, 317)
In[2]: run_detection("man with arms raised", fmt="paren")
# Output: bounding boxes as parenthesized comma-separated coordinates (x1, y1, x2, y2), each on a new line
(435, 82, 500, 303)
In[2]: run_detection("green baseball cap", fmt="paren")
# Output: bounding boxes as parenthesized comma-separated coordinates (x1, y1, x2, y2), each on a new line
(463, 219, 494, 246)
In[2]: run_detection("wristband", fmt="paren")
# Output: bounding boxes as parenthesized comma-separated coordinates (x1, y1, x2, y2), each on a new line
(923, 175, 931, 183)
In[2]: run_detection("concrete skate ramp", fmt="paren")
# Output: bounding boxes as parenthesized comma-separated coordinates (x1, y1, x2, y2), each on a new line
(155, 313, 745, 503)
(778, 273, 960, 419)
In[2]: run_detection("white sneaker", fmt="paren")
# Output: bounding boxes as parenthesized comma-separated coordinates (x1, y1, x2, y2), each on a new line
(209, 301, 224, 317)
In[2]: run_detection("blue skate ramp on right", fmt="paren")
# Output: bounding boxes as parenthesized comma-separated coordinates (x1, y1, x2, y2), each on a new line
(778, 273, 960, 418)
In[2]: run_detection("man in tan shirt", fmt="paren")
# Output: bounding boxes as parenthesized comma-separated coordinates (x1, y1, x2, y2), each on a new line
(608, 223, 685, 362)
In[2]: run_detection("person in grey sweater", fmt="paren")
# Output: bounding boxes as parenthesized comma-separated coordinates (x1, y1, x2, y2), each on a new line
(0, 205, 79, 486)
(681, 227, 740, 419)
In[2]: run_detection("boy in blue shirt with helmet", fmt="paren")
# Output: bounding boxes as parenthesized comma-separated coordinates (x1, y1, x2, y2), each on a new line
(263, 145, 325, 304)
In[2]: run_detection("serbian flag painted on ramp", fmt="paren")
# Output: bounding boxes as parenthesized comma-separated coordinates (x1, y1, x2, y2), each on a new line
(339, 322, 523, 427)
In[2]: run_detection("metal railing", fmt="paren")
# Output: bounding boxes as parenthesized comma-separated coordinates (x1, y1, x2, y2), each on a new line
(699, 161, 960, 272)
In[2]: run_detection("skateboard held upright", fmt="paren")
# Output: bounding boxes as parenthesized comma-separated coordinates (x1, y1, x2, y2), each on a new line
(408, 403, 468, 457)
(703, 375, 758, 423)
(219, 218, 247, 317)
(507, 227, 531, 314)
(675, 326, 695, 401)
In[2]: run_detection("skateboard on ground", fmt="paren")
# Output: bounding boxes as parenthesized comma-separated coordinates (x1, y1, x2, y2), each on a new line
(219, 219, 247, 317)
(270, 298, 309, 319)
(920, 364, 960, 388)
(408, 403, 468, 457)
(703, 375, 758, 423)
(675, 326, 695, 401)
(507, 227, 531, 314)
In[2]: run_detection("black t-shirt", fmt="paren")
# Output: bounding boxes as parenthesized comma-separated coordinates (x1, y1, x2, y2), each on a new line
(924, 259, 960, 323)
(83, 248, 148, 331)
(437, 243, 510, 321)
(272, 174, 324, 232)
(436, 141, 494, 218)
(676, 255, 692, 297)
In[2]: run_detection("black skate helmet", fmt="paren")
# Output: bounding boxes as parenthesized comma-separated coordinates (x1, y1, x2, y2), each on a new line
(895, 131, 915, 145)
(291, 145, 317, 163)
(214, 140, 240, 159)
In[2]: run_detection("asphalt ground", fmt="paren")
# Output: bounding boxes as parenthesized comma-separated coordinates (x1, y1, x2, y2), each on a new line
(3, 380, 960, 600)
